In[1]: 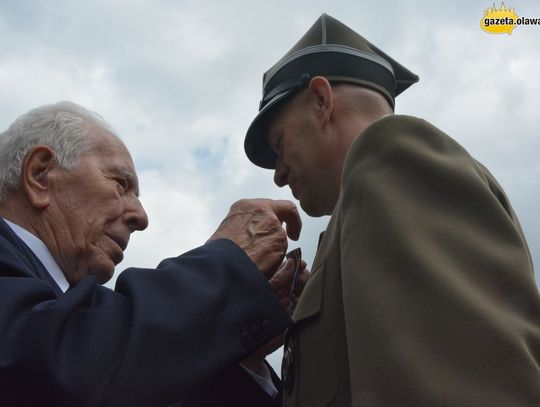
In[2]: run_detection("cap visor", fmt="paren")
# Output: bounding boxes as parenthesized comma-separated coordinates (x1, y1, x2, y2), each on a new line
(244, 88, 297, 169)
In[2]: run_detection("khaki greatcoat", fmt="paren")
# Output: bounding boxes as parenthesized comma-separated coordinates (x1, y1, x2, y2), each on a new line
(282, 114, 540, 406)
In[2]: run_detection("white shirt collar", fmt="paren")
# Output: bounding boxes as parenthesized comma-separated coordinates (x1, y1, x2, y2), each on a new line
(240, 363, 278, 399)
(4, 219, 70, 293)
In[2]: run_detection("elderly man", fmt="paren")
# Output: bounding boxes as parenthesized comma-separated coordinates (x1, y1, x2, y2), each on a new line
(0, 101, 302, 406)
(242, 13, 540, 407)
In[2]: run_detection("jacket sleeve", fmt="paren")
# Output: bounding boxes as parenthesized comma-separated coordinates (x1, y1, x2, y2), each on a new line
(177, 361, 281, 407)
(339, 115, 540, 406)
(0, 238, 291, 406)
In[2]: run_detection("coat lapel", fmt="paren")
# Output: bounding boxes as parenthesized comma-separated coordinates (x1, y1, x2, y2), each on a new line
(0, 218, 64, 296)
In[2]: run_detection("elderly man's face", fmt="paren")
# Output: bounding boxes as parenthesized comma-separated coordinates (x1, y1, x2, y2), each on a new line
(46, 131, 148, 284)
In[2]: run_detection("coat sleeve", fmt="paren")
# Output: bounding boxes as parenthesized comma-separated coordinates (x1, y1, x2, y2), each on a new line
(339, 115, 540, 406)
(177, 361, 282, 407)
(0, 238, 291, 406)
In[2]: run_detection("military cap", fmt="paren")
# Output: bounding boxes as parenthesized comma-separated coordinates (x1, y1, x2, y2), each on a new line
(244, 13, 419, 169)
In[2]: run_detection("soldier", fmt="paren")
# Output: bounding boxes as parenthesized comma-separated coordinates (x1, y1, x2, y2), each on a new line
(244, 13, 540, 407)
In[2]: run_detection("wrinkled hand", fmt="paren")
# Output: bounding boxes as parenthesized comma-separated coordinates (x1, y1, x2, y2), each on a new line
(269, 258, 309, 310)
(209, 199, 301, 278)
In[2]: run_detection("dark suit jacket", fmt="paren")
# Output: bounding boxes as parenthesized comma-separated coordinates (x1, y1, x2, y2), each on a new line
(0, 218, 291, 406)
(177, 361, 281, 406)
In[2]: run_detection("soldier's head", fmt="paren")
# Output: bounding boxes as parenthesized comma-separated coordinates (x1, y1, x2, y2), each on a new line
(244, 14, 418, 216)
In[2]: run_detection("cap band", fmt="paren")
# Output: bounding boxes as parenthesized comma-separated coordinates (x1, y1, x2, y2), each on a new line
(260, 50, 396, 112)
(259, 74, 312, 110)
(263, 44, 394, 89)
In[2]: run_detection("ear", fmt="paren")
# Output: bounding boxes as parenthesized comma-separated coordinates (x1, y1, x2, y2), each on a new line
(307, 76, 334, 126)
(21, 145, 56, 209)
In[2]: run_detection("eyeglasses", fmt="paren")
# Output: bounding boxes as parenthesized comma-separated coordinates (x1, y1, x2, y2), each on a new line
(286, 247, 302, 315)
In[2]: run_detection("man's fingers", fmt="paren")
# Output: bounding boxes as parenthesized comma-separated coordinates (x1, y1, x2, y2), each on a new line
(270, 258, 295, 288)
(209, 198, 302, 278)
(270, 200, 302, 241)
(299, 266, 310, 285)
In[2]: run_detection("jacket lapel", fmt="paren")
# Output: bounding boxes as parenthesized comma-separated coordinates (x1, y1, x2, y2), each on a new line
(0, 218, 64, 296)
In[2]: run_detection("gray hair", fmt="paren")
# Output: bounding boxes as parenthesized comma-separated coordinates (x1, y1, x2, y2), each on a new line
(0, 101, 115, 201)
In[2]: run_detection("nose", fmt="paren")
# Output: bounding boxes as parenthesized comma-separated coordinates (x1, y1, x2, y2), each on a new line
(124, 196, 149, 232)
(273, 157, 289, 187)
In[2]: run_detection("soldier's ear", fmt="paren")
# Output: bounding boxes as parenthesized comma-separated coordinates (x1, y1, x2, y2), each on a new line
(21, 145, 56, 209)
(307, 76, 334, 125)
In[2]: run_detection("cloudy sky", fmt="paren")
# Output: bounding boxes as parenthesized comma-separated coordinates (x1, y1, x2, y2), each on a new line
(1, 0, 538, 370)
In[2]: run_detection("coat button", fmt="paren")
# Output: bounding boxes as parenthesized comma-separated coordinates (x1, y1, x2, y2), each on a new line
(262, 318, 274, 334)
(241, 330, 255, 348)
(251, 324, 264, 343)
